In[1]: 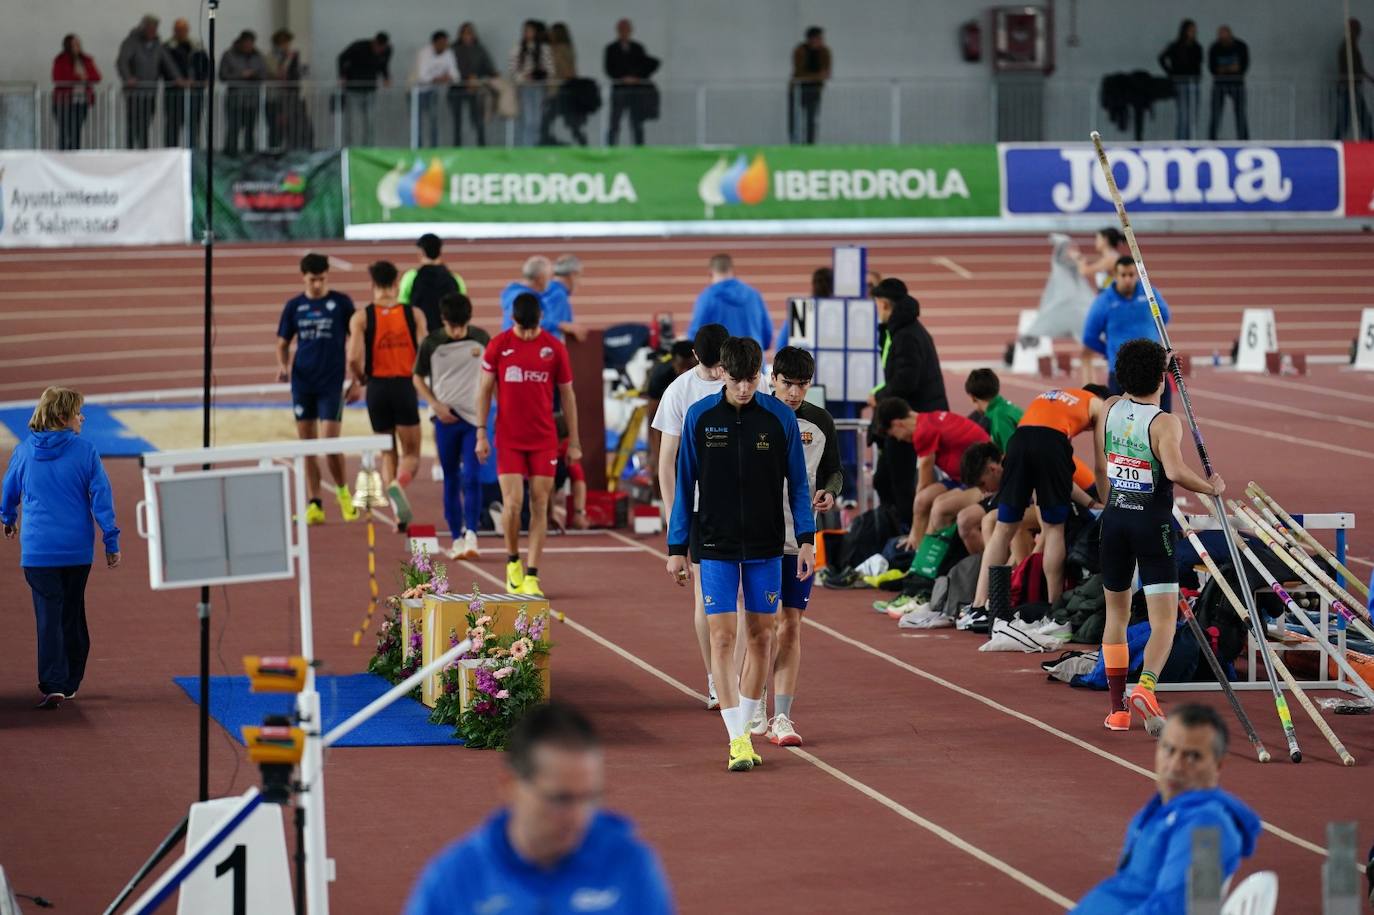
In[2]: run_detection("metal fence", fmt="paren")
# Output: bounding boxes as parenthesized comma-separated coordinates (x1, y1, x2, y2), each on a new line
(2, 77, 1369, 151)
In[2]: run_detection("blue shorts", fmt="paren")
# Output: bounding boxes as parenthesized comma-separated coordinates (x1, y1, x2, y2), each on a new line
(292, 383, 343, 423)
(780, 554, 814, 610)
(700, 557, 781, 615)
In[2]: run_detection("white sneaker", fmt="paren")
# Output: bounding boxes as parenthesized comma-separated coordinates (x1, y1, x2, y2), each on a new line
(749, 702, 769, 736)
(705, 679, 719, 711)
(767, 713, 803, 747)
(461, 529, 479, 560)
(898, 607, 953, 629)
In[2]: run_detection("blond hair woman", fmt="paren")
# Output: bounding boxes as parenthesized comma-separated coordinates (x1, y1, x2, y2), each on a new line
(1, 387, 121, 710)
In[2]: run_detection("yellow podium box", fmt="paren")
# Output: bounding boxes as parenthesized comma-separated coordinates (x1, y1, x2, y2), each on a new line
(421, 591, 552, 708)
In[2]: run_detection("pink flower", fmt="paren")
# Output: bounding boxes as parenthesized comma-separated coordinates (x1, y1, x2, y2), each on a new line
(495, 689, 509, 699)
(494, 666, 515, 680)
(477, 615, 492, 627)
(510, 638, 531, 661)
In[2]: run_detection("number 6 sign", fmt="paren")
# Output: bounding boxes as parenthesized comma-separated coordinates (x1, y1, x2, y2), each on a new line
(1234, 308, 1278, 373)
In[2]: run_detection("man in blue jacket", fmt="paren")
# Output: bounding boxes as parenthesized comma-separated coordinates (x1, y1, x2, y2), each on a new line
(1072, 704, 1261, 914)
(666, 336, 815, 771)
(404, 703, 674, 914)
(687, 254, 773, 350)
(1082, 256, 1173, 411)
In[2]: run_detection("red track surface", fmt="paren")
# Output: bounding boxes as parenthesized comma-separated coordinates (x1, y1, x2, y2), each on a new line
(1, 234, 1371, 913)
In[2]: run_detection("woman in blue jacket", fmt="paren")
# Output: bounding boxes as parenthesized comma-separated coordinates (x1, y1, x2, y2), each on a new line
(1, 387, 121, 709)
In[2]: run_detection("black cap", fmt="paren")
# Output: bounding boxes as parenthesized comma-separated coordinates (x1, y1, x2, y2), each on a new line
(871, 278, 907, 302)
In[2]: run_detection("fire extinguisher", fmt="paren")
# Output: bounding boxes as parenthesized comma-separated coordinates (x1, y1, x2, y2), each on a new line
(960, 20, 982, 63)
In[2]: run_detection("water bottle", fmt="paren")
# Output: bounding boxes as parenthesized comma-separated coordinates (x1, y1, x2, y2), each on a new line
(1211, 349, 1220, 367)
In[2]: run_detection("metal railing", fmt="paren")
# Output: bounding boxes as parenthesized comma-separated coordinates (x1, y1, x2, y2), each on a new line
(3, 77, 1369, 151)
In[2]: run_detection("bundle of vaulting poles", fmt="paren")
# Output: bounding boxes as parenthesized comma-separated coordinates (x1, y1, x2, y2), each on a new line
(1091, 133, 1372, 765)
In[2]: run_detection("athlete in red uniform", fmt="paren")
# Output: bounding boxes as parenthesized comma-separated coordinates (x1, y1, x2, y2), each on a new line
(475, 292, 581, 597)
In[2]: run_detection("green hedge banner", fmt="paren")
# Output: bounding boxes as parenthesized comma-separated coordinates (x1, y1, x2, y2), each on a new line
(346, 144, 999, 225)
(193, 150, 344, 240)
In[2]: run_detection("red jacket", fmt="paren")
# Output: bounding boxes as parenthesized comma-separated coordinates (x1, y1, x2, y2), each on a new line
(52, 53, 101, 104)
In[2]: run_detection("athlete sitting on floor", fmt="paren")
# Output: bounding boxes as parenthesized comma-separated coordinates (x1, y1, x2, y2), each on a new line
(666, 337, 815, 772)
(1095, 339, 1222, 735)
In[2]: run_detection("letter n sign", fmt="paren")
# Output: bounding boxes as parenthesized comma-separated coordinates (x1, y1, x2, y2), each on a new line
(788, 297, 816, 349)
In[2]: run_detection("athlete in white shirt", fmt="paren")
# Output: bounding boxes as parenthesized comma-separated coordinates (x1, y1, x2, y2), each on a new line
(653, 323, 730, 709)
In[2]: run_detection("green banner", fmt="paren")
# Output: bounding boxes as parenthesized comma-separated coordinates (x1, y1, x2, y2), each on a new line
(193, 150, 344, 240)
(346, 144, 998, 225)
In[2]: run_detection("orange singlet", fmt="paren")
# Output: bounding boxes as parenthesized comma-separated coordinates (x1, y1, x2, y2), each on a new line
(369, 304, 417, 378)
(1018, 388, 1096, 438)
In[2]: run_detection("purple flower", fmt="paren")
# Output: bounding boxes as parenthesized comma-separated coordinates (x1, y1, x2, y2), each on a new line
(475, 668, 498, 695)
(514, 611, 529, 636)
(432, 575, 450, 595)
(473, 700, 494, 715)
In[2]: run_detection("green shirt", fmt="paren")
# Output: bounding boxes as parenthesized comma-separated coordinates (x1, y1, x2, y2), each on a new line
(399, 266, 467, 304)
(984, 395, 1023, 454)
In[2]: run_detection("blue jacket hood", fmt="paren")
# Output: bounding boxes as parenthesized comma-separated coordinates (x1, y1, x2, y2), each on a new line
(29, 429, 78, 461)
(1143, 788, 1261, 857)
(710, 277, 756, 307)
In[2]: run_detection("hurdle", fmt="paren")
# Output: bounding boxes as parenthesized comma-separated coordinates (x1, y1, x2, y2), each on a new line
(1155, 510, 1364, 696)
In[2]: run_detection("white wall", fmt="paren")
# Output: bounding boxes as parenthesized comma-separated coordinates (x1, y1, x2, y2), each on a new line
(6, 0, 1372, 90)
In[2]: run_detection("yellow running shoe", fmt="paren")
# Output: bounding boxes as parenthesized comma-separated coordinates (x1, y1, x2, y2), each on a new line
(727, 736, 754, 771)
(744, 733, 762, 766)
(516, 575, 544, 598)
(304, 502, 326, 526)
(506, 560, 525, 592)
(336, 485, 358, 522)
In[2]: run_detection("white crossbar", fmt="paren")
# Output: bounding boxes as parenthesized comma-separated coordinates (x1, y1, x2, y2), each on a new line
(141, 435, 392, 469)
(1183, 512, 1355, 531)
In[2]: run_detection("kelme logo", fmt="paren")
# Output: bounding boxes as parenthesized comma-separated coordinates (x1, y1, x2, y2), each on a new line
(698, 153, 768, 217)
(377, 157, 446, 216)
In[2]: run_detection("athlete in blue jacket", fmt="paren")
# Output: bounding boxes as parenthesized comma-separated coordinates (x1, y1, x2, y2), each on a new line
(687, 254, 773, 349)
(404, 704, 674, 915)
(1082, 256, 1172, 409)
(2, 387, 121, 709)
(666, 336, 814, 771)
(1073, 704, 1260, 915)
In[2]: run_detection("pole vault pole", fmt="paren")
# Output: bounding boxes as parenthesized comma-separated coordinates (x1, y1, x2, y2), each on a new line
(1089, 131, 1302, 762)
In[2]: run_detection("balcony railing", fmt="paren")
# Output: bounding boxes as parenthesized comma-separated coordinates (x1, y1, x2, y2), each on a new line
(2, 77, 1367, 152)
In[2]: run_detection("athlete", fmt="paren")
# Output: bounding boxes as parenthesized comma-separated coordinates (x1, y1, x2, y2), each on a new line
(1095, 339, 1223, 735)
(398, 233, 466, 333)
(475, 292, 581, 598)
(964, 368, 1022, 454)
(970, 383, 1110, 619)
(347, 260, 428, 529)
(747, 346, 841, 747)
(275, 252, 359, 524)
(652, 323, 730, 709)
(666, 337, 815, 772)
(412, 291, 490, 560)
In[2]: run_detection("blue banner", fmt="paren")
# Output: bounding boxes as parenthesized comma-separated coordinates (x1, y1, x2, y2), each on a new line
(1000, 143, 1342, 216)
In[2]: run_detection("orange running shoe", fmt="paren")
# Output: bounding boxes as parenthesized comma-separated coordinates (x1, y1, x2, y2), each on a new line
(1104, 711, 1131, 731)
(1129, 688, 1166, 737)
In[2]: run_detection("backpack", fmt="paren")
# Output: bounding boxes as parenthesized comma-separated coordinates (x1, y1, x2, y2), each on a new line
(407, 265, 459, 331)
(1009, 552, 1048, 608)
(363, 304, 418, 381)
(838, 507, 901, 572)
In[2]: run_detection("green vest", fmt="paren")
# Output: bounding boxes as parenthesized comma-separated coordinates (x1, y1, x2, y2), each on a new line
(1103, 398, 1166, 510)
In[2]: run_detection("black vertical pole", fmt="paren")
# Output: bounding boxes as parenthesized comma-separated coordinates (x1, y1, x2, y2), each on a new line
(198, 0, 219, 805)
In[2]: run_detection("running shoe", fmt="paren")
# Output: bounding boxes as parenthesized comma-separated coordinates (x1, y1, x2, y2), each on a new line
(305, 502, 326, 526)
(35, 693, 63, 710)
(1104, 711, 1131, 731)
(743, 733, 762, 766)
(873, 594, 917, 614)
(956, 605, 990, 632)
(388, 482, 413, 525)
(767, 714, 803, 746)
(506, 560, 525, 592)
(447, 530, 479, 561)
(62, 691, 78, 700)
(336, 485, 359, 522)
(1129, 688, 1166, 737)
(727, 736, 755, 772)
(516, 575, 544, 598)
(705, 679, 719, 711)
(888, 599, 929, 621)
(898, 606, 952, 629)
(351, 470, 373, 511)
(749, 694, 769, 736)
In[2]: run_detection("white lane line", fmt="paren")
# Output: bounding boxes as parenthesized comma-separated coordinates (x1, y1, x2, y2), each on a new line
(533, 546, 645, 554)
(456, 557, 1076, 909)
(1, 344, 264, 369)
(931, 256, 974, 279)
(0, 366, 267, 395)
(605, 532, 1330, 859)
(1236, 373, 1374, 405)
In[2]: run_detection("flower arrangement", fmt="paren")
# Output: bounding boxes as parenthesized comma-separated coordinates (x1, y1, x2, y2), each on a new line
(399, 544, 449, 599)
(367, 604, 424, 700)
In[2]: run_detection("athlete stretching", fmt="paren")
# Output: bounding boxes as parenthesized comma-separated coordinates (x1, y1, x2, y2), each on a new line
(1095, 339, 1223, 736)
(666, 337, 815, 771)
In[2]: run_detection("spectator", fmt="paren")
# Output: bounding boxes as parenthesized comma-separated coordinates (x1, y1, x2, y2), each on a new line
(220, 30, 268, 156)
(399, 233, 467, 334)
(541, 23, 586, 146)
(2, 386, 121, 711)
(869, 278, 947, 413)
(789, 26, 831, 145)
(687, 254, 773, 348)
(1336, 19, 1373, 140)
(52, 34, 101, 151)
(116, 14, 184, 149)
(866, 268, 883, 297)
(1158, 19, 1202, 140)
(1082, 256, 1172, 412)
(509, 20, 554, 147)
(540, 254, 588, 342)
(1207, 25, 1249, 140)
(413, 30, 459, 148)
(450, 22, 496, 146)
(1071, 705, 1260, 913)
(403, 704, 674, 914)
(164, 19, 210, 149)
(338, 31, 392, 145)
(267, 29, 309, 150)
(604, 19, 657, 146)
(501, 255, 553, 333)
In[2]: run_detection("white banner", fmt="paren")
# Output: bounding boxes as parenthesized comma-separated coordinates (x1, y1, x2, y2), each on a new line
(0, 149, 190, 247)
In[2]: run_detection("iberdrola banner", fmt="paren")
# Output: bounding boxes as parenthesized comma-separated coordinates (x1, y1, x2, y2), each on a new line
(345, 145, 999, 232)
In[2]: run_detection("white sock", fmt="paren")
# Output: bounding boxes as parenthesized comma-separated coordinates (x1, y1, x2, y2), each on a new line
(739, 694, 761, 727)
(720, 706, 744, 740)
(707, 673, 716, 696)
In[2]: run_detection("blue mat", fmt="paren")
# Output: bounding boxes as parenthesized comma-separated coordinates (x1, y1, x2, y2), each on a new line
(173, 674, 464, 747)
(0, 403, 154, 457)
